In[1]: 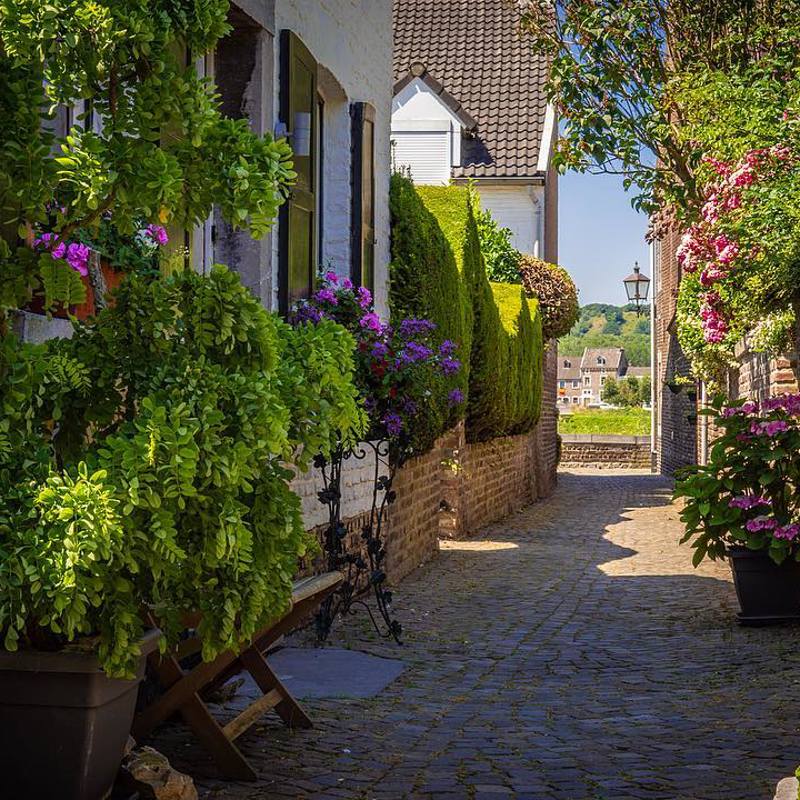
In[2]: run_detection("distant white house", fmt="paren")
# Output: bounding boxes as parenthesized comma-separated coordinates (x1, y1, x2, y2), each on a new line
(391, 0, 558, 263)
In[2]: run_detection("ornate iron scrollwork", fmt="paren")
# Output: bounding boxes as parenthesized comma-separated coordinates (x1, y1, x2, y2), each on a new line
(314, 437, 403, 644)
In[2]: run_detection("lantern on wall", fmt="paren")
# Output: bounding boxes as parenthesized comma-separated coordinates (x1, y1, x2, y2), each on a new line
(623, 262, 650, 315)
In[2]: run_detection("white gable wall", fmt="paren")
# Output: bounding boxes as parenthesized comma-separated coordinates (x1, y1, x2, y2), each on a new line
(476, 183, 545, 258)
(391, 78, 462, 184)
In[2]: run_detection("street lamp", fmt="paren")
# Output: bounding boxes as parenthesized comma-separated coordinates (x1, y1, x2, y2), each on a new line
(623, 262, 650, 315)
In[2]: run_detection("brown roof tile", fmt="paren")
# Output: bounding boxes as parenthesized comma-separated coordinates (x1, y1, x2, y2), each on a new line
(393, 0, 550, 179)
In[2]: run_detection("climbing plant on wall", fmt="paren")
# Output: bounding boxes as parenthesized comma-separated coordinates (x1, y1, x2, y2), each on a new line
(0, 0, 294, 319)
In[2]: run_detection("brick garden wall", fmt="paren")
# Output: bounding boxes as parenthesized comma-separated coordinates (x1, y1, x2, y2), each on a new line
(733, 341, 797, 402)
(298, 342, 560, 585)
(560, 435, 652, 469)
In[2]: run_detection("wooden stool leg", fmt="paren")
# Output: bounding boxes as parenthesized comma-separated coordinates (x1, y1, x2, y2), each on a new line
(241, 647, 313, 729)
(179, 693, 257, 781)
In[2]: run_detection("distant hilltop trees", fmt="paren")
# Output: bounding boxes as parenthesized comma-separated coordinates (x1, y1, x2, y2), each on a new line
(558, 303, 651, 366)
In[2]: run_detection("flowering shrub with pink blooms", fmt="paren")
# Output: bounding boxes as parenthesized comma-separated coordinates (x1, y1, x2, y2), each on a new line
(675, 123, 800, 380)
(675, 393, 800, 565)
(293, 272, 465, 457)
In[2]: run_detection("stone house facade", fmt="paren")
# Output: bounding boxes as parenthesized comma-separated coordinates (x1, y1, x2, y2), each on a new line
(557, 347, 643, 409)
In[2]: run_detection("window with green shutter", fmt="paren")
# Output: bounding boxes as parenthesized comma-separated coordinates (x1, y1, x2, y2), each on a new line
(351, 101, 376, 292)
(279, 30, 318, 313)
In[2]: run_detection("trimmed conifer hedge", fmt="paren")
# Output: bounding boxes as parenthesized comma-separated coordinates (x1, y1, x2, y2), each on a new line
(390, 177, 544, 445)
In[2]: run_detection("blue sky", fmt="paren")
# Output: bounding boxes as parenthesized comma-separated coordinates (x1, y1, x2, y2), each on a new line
(558, 170, 650, 306)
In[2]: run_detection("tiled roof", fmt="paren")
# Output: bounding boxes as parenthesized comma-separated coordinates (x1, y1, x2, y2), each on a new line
(393, 0, 550, 179)
(580, 348, 625, 371)
(558, 366, 581, 382)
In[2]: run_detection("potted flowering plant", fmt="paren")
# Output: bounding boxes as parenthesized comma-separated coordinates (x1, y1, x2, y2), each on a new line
(30, 215, 170, 320)
(675, 394, 800, 624)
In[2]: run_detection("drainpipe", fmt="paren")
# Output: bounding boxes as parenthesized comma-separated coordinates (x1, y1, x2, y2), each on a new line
(699, 381, 709, 465)
(649, 240, 657, 465)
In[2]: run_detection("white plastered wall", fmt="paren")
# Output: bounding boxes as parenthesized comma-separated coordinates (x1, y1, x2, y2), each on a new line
(476, 183, 545, 257)
(272, 0, 393, 317)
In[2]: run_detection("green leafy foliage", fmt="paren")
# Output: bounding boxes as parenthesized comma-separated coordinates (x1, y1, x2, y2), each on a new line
(0, 267, 365, 676)
(601, 374, 650, 407)
(674, 394, 800, 566)
(521, 0, 800, 213)
(474, 206, 521, 283)
(0, 0, 295, 316)
(518, 256, 579, 340)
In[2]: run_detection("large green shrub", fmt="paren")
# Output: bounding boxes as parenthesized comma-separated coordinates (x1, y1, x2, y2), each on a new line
(405, 184, 544, 443)
(474, 206, 522, 283)
(0, 266, 364, 676)
(389, 176, 471, 451)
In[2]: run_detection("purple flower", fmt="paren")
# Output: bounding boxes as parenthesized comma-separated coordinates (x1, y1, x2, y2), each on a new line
(723, 401, 759, 417)
(729, 495, 771, 510)
(293, 303, 325, 324)
(146, 224, 169, 246)
(396, 341, 434, 366)
(364, 396, 378, 413)
(359, 312, 382, 332)
(750, 419, 789, 437)
(342, 277, 353, 290)
(324, 270, 339, 284)
(440, 356, 462, 376)
(448, 388, 465, 406)
(35, 232, 67, 260)
(398, 318, 437, 339)
(357, 286, 373, 310)
(775, 524, 800, 541)
(65, 242, 90, 276)
(402, 398, 418, 415)
(745, 516, 779, 532)
(383, 412, 403, 437)
(316, 288, 339, 305)
(371, 341, 390, 359)
(439, 339, 457, 357)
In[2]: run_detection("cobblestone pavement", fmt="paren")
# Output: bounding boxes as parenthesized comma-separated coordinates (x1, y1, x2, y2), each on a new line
(155, 470, 800, 800)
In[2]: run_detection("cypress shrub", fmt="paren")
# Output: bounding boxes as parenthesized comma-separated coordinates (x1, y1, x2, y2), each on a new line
(390, 179, 544, 445)
(388, 175, 470, 452)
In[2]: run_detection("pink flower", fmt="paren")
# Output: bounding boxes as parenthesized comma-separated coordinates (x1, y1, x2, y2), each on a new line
(65, 242, 90, 276)
(35, 232, 67, 260)
(146, 224, 169, 247)
(745, 516, 778, 532)
(750, 419, 789, 437)
(725, 194, 741, 211)
(775, 524, 800, 541)
(323, 270, 339, 284)
(730, 165, 756, 188)
(359, 312, 382, 332)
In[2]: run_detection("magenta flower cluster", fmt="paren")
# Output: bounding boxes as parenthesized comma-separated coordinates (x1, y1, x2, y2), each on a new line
(728, 495, 771, 510)
(35, 233, 90, 276)
(676, 143, 795, 345)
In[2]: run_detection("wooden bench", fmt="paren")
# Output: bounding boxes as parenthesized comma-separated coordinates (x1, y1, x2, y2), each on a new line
(133, 572, 343, 780)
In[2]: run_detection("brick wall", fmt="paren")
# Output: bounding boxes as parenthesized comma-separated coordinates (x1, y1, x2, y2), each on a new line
(733, 341, 798, 402)
(560, 435, 651, 469)
(299, 341, 560, 584)
(654, 227, 698, 474)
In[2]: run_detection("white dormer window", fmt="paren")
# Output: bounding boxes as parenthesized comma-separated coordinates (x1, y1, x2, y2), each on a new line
(391, 68, 476, 185)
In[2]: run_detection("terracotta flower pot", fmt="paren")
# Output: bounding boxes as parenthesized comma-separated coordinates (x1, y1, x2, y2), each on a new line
(0, 628, 160, 800)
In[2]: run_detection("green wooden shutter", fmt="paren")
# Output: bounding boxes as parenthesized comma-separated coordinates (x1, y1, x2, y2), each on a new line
(279, 30, 317, 312)
(351, 102, 376, 292)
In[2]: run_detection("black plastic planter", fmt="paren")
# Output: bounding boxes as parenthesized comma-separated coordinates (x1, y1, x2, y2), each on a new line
(0, 628, 160, 800)
(728, 546, 800, 625)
